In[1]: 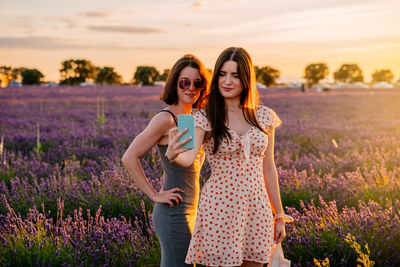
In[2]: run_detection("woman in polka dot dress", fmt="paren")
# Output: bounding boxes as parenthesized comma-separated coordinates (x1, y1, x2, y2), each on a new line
(166, 47, 290, 267)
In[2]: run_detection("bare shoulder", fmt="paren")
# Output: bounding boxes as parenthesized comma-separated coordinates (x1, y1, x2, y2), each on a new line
(147, 111, 176, 131)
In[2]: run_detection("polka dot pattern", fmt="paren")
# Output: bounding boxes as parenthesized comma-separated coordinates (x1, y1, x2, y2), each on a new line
(186, 106, 282, 266)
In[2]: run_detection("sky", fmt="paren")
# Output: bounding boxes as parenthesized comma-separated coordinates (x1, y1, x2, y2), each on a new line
(1, 0, 399, 83)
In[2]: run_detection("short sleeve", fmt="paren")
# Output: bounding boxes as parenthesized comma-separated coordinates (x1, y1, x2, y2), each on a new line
(194, 110, 211, 131)
(257, 105, 282, 129)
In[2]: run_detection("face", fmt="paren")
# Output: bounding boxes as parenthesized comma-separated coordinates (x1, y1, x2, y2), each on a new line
(218, 60, 243, 100)
(176, 66, 203, 105)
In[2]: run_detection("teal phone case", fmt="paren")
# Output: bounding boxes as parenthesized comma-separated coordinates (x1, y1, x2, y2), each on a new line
(177, 114, 195, 149)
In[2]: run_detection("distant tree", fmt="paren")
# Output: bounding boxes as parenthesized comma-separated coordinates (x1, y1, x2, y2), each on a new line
(95, 66, 122, 85)
(12, 67, 26, 81)
(0, 66, 13, 86)
(371, 69, 394, 83)
(333, 63, 364, 83)
(304, 63, 329, 87)
(59, 59, 96, 85)
(133, 66, 159, 85)
(255, 66, 280, 87)
(21, 69, 44, 85)
(158, 69, 171, 81)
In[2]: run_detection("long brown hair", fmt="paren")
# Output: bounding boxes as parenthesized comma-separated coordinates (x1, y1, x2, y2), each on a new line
(160, 54, 210, 108)
(206, 47, 267, 154)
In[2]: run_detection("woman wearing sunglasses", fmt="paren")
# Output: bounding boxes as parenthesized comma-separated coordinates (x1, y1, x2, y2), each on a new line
(122, 54, 210, 267)
(166, 47, 292, 267)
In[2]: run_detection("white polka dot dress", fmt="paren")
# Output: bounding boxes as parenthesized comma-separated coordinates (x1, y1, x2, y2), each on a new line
(185, 105, 282, 266)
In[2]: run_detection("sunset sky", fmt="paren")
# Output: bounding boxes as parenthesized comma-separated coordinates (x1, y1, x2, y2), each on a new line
(1, 0, 399, 83)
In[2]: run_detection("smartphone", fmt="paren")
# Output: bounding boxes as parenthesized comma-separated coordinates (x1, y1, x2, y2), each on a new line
(177, 114, 195, 149)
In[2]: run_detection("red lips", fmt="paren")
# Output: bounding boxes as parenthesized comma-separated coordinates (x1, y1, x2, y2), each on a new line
(222, 87, 233, 92)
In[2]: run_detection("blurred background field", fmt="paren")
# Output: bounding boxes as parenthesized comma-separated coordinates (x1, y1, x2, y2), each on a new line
(0, 85, 399, 266)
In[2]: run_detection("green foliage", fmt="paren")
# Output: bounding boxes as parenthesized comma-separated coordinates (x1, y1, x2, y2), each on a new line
(344, 233, 375, 267)
(133, 66, 159, 85)
(59, 59, 96, 85)
(0, 227, 73, 266)
(314, 257, 330, 266)
(96, 97, 107, 125)
(304, 63, 329, 87)
(255, 65, 281, 87)
(333, 63, 364, 83)
(34, 123, 42, 158)
(0, 201, 72, 266)
(282, 189, 315, 211)
(134, 245, 161, 266)
(0, 168, 14, 190)
(132, 202, 161, 266)
(11, 67, 26, 81)
(157, 69, 171, 81)
(371, 69, 394, 83)
(95, 66, 122, 85)
(287, 227, 358, 266)
(0, 66, 13, 86)
(21, 69, 44, 85)
(0, 136, 3, 157)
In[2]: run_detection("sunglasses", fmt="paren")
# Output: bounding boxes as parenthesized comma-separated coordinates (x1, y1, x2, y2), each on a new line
(178, 79, 204, 90)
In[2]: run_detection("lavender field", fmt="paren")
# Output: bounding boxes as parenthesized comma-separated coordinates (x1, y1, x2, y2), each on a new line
(0, 85, 399, 266)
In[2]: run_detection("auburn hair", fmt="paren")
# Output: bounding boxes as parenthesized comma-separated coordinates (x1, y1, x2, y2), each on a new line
(160, 54, 210, 108)
(205, 47, 268, 154)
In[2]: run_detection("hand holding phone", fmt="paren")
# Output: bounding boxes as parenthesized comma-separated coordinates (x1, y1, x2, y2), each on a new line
(177, 114, 195, 149)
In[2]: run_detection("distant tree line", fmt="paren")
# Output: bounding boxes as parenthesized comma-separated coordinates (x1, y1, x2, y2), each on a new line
(59, 59, 125, 85)
(303, 63, 397, 87)
(59, 60, 173, 86)
(0, 66, 44, 86)
(255, 66, 280, 87)
(1, 59, 399, 87)
(0, 59, 283, 87)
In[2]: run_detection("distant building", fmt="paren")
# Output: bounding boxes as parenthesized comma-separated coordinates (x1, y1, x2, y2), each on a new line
(256, 82, 267, 89)
(332, 82, 346, 89)
(8, 80, 22, 87)
(349, 82, 369, 89)
(288, 82, 301, 88)
(372, 82, 394, 89)
(154, 81, 166, 87)
(45, 82, 58, 87)
(313, 83, 331, 92)
(80, 81, 95, 87)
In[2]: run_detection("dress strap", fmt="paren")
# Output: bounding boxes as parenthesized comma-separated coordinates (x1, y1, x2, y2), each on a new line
(158, 110, 178, 126)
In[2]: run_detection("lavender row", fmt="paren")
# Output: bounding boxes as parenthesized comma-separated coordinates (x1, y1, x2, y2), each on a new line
(0, 195, 160, 266)
(285, 196, 400, 266)
(1, 193, 397, 266)
(1, 86, 400, 265)
(0, 154, 163, 221)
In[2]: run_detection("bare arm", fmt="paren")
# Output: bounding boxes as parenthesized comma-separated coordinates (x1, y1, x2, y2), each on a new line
(165, 126, 206, 168)
(263, 129, 283, 215)
(121, 113, 183, 207)
(263, 128, 286, 243)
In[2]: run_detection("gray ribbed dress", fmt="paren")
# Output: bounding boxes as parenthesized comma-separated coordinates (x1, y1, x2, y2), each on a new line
(152, 110, 201, 267)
